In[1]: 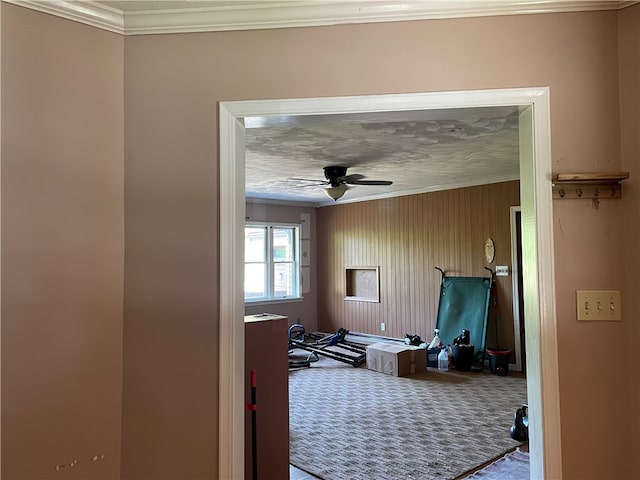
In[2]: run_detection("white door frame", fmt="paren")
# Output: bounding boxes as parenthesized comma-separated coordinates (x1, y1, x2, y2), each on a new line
(510, 205, 523, 373)
(219, 88, 561, 480)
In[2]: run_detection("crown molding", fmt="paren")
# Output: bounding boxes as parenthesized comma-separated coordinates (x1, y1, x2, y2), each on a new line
(3, 0, 637, 35)
(4, 0, 124, 34)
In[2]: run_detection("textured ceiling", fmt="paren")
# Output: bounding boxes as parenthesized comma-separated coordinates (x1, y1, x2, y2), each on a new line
(244, 106, 521, 206)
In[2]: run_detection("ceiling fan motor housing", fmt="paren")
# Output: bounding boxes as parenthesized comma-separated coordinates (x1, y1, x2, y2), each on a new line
(323, 166, 348, 186)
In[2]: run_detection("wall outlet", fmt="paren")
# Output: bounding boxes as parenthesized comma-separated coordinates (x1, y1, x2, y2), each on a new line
(576, 290, 622, 321)
(496, 266, 509, 276)
(380, 322, 385, 332)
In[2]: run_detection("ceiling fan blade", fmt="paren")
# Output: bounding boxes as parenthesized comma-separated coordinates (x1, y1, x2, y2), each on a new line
(340, 173, 365, 183)
(347, 179, 393, 186)
(288, 177, 328, 185)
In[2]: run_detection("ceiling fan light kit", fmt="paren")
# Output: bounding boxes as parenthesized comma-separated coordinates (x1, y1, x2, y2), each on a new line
(320, 165, 393, 201)
(325, 184, 348, 201)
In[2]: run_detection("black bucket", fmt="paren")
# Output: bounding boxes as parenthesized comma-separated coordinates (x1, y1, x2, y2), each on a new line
(452, 345, 474, 371)
(486, 348, 511, 375)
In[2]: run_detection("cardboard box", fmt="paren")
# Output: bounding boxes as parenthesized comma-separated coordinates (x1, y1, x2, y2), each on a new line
(366, 343, 426, 377)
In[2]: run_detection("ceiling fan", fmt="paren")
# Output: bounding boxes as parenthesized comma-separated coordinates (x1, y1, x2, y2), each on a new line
(297, 166, 393, 201)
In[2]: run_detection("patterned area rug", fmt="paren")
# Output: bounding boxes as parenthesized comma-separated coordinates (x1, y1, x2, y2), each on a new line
(289, 354, 527, 480)
(464, 448, 529, 479)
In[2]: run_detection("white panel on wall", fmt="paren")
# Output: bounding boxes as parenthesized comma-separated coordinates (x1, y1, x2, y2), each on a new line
(301, 239, 310, 266)
(300, 213, 310, 239)
(302, 266, 311, 293)
(245, 202, 267, 221)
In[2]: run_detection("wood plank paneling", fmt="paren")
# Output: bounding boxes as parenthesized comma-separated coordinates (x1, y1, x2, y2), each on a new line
(317, 181, 520, 356)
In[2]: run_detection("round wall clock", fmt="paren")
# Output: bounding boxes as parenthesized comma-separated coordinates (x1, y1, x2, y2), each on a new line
(485, 238, 495, 263)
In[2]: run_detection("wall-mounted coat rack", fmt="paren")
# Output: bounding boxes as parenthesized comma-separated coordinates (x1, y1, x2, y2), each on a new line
(552, 172, 629, 208)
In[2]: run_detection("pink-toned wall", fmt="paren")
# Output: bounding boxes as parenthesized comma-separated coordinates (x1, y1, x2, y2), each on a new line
(119, 33, 219, 478)
(1, 4, 124, 479)
(619, 4, 640, 477)
(2, 4, 638, 480)
(122, 10, 635, 479)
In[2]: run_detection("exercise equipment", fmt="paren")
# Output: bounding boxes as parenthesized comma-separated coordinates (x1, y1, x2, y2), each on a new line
(288, 349, 319, 369)
(288, 324, 367, 367)
(434, 267, 494, 370)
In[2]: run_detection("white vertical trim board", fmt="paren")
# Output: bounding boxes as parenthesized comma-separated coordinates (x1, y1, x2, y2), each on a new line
(218, 105, 246, 480)
(519, 92, 563, 480)
(0, 3, 3, 475)
(219, 88, 560, 480)
(510, 206, 523, 373)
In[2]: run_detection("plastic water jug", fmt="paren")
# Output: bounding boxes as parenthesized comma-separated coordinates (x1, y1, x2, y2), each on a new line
(437, 348, 449, 372)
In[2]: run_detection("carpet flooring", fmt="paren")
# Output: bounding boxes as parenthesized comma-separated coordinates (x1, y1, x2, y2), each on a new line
(463, 448, 529, 479)
(289, 353, 527, 480)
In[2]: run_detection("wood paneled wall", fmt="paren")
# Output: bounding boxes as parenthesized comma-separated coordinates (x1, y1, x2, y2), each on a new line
(317, 181, 520, 355)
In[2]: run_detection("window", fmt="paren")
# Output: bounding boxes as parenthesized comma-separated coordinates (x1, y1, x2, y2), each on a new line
(245, 223, 301, 303)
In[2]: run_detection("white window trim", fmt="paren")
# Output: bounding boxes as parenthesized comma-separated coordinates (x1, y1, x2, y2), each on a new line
(244, 222, 302, 303)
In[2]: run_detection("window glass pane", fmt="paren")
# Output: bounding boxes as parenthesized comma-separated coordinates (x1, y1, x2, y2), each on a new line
(245, 227, 266, 262)
(245, 263, 265, 299)
(273, 228, 294, 262)
(244, 224, 300, 301)
(273, 263, 295, 297)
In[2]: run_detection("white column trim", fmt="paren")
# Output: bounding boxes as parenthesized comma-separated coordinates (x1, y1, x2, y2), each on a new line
(0, 4, 3, 476)
(510, 205, 523, 373)
(218, 104, 246, 480)
(520, 91, 563, 480)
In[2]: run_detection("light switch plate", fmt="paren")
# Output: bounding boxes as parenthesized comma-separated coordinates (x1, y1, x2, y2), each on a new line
(576, 290, 622, 321)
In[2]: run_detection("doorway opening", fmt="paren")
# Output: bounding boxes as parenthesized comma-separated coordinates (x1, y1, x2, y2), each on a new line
(219, 88, 561, 479)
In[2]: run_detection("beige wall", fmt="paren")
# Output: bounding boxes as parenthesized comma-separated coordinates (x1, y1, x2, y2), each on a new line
(1, 4, 124, 479)
(316, 181, 520, 361)
(619, 4, 640, 477)
(122, 10, 633, 479)
(2, 4, 638, 480)
(119, 34, 219, 479)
